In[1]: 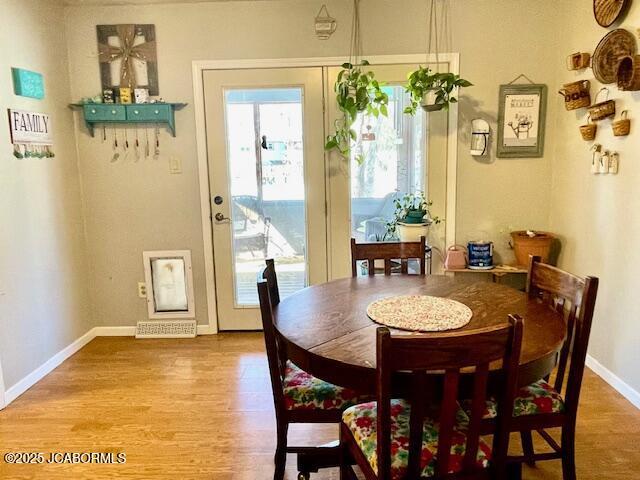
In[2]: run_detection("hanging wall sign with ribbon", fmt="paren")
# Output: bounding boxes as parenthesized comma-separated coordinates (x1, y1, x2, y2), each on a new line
(7, 109, 55, 158)
(97, 24, 159, 96)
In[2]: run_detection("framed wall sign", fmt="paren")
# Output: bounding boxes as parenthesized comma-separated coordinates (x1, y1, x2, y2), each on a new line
(7, 109, 52, 145)
(12, 68, 45, 99)
(497, 83, 547, 158)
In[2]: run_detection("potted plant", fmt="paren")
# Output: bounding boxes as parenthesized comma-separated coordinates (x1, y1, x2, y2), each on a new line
(385, 192, 442, 242)
(324, 61, 389, 165)
(404, 66, 472, 114)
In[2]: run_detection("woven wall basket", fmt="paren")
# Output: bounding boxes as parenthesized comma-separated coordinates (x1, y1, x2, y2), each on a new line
(594, 0, 631, 28)
(617, 55, 640, 91)
(580, 116, 597, 141)
(612, 110, 631, 136)
(559, 80, 591, 110)
(588, 88, 616, 121)
(592, 29, 637, 84)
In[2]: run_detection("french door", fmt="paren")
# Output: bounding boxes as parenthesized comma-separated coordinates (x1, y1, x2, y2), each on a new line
(204, 68, 327, 330)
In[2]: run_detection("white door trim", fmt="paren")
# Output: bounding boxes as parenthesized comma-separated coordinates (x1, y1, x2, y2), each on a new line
(192, 54, 460, 334)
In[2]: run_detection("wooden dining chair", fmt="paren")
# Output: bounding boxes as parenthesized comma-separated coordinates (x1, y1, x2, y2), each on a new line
(461, 256, 599, 480)
(258, 259, 368, 480)
(340, 316, 524, 480)
(350, 237, 427, 277)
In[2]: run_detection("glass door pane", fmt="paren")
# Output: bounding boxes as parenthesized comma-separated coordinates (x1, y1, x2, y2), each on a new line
(350, 85, 426, 243)
(224, 88, 307, 306)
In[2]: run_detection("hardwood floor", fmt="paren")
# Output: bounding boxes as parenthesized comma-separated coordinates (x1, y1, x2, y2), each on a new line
(0, 333, 638, 479)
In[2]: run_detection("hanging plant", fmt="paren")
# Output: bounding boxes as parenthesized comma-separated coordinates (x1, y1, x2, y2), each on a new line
(324, 60, 389, 164)
(404, 66, 472, 115)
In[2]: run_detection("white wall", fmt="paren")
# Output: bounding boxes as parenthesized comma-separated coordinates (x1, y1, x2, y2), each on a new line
(0, 0, 91, 390)
(551, 1, 640, 396)
(64, 0, 561, 328)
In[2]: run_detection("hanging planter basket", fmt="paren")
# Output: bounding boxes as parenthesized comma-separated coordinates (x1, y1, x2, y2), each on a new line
(420, 90, 444, 112)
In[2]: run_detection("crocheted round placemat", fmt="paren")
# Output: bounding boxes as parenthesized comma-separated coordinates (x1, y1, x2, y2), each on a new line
(366, 295, 473, 332)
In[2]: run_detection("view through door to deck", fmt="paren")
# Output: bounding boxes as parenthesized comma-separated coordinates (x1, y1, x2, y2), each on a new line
(204, 67, 327, 330)
(225, 88, 306, 304)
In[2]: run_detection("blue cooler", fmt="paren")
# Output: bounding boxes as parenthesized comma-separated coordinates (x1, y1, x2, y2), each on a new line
(467, 241, 494, 270)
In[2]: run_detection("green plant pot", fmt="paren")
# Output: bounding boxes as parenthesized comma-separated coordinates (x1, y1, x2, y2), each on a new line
(403, 209, 426, 224)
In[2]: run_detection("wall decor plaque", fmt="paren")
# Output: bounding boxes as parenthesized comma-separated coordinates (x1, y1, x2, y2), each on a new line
(8, 109, 52, 145)
(592, 29, 636, 84)
(497, 83, 547, 158)
(12, 68, 45, 99)
(97, 24, 159, 96)
(7, 109, 55, 158)
(593, 0, 631, 28)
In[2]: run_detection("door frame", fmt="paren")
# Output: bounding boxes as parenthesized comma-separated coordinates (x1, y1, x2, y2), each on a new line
(192, 54, 460, 334)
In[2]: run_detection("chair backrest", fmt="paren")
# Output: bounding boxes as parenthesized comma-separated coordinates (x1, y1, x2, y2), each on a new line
(375, 317, 523, 479)
(257, 260, 286, 416)
(526, 255, 599, 418)
(350, 237, 427, 277)
(261, 258, 280, 306)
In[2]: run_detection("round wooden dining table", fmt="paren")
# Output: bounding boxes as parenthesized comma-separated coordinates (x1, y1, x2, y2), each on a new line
(274, 275, 566, 394)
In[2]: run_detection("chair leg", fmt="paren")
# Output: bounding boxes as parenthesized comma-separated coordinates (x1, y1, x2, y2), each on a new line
(339, 424, 351, 480)
(561, 426, 577, 480)
(274, 420, 288, 480)
(520, 430, 536, 467)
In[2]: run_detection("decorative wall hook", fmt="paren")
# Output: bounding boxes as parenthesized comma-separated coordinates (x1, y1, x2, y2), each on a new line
(315, 4, 337, 40)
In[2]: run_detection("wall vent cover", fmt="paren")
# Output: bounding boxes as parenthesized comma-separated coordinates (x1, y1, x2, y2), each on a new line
(135, 320, 197, 339)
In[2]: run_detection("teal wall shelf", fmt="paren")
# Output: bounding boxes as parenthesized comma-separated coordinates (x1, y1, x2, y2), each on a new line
(70, 103, 187, 137)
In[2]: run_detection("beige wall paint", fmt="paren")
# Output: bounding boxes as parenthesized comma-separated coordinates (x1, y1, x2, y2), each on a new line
(64, 0, 560, 328)
(0, 0, 91, 388)
(551, 2, 640, 394)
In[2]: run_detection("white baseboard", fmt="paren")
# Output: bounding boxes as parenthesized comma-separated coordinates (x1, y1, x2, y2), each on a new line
(586, 354, 640, 410)
(93, 326, 136, 336)
(3, 327, 97, 407)
(1, 323, 215, 409)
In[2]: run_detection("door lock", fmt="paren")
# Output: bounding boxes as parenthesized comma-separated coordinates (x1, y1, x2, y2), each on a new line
(214, 212, 230, 223)
(213, 195, 224, 205)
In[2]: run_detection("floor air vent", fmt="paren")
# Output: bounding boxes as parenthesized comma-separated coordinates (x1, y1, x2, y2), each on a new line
(135, 320, 197, 338)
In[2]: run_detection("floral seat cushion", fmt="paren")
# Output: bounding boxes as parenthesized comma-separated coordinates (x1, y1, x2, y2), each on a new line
(342, 399, 491, 479)
(282, 361, 363, 411)
(461, 380, 566, 420)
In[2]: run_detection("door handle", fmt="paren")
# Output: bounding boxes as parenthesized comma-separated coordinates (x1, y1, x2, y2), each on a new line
(214, 212, 230, 223)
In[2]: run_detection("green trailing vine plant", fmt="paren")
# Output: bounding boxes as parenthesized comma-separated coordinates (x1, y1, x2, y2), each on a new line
(324, 60, 389, 165)
(404, 67, 472, 115)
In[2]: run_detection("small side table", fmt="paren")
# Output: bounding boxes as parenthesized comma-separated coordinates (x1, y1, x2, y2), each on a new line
(444, 265, 527, 284)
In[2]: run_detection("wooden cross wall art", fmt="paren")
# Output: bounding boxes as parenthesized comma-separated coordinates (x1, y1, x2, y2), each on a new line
(97, 24, 159, 96)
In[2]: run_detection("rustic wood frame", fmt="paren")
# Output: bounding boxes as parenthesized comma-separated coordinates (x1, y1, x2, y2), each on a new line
(497, 83, 547, 158)
(97, 24, 159, 96)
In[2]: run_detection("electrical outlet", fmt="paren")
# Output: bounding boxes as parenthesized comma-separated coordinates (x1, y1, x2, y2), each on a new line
(169, 156, 182, 174)
(137, 282, 147, 299)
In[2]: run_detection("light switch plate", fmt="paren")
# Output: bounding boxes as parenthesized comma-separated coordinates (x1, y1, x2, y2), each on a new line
(169, 156, 182, 174)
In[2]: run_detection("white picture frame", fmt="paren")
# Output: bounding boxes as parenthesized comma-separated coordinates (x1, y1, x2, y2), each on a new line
(142, 250, 195, 319)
